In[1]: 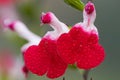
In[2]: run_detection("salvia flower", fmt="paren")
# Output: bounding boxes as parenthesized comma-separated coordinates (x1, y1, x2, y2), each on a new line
(3, 13, 69, 79)
(23, 12, 69, 78)
(24, 12, 69, 78)
(57, 1, 105, 69)
(3, 19, 41, 52)
(3, 19, 41, 78)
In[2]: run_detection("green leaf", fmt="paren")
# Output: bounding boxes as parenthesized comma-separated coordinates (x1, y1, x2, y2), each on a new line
(64, 0, 85, 11)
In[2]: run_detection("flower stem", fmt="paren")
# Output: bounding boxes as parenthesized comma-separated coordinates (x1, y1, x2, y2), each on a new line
(90, 77, 93, 80)
(63, 77, 65, 80)
(82, 70, 90, 80)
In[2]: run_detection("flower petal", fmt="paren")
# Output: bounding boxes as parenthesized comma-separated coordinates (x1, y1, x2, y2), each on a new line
(39, 38, 68, 78)
(57, 33, 76, 64)
(57, 26, 104, 69)
(24, 45, 50, 76)
(57, 27, 90, 64)
(77, 44, 105, 69)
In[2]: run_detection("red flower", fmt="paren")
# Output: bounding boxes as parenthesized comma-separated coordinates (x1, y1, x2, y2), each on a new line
(24, 38, 67, 78)
(24, 12, 69, 78)
(4, 12, 69, 79)
(57, 2, 105, 69)
(57, 27, 105, 69)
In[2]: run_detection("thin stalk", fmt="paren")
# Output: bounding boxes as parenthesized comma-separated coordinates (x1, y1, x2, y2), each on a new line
(82, 70, 90, 80)
(63, 77, 65, 80)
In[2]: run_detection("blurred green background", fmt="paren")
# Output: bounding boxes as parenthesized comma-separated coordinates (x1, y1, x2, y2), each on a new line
(0, 0, 120, 80)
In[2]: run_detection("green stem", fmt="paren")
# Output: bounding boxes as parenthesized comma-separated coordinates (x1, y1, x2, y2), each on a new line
(63, 77, 65, 80)
(82, 70, 90, 80)
(90, 77, 93, 80)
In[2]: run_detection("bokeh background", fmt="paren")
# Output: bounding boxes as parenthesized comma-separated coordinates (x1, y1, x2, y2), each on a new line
(0, 0, 120, 80)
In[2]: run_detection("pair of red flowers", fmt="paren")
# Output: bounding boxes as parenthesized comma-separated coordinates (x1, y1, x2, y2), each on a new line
(4, 1, 105, 79)
(24, 1, 105, 79)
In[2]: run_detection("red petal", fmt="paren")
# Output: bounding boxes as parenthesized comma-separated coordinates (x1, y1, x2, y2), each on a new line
(87, 33, 99, 45)
(47, 53, 67, 78)
(24, 45, 50, 76)
(77, 44, 105, 69)
(57, 27, 90, 64)
(57, 33, 77, 64)
(24, 38, 68, 79)
(39, 38, 67, 78)
(69, 27, 89, 42)
(57, 27, 104, 69)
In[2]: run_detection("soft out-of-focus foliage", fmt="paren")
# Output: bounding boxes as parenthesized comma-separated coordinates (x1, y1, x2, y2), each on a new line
(0, 50, 25, 80)
(0, 0, 120, 80)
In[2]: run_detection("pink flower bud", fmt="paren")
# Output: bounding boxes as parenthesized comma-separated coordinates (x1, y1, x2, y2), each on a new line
(3, 19, 15, 30)
(85, 1, 94, 14)
(41, 12, 51, 24)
